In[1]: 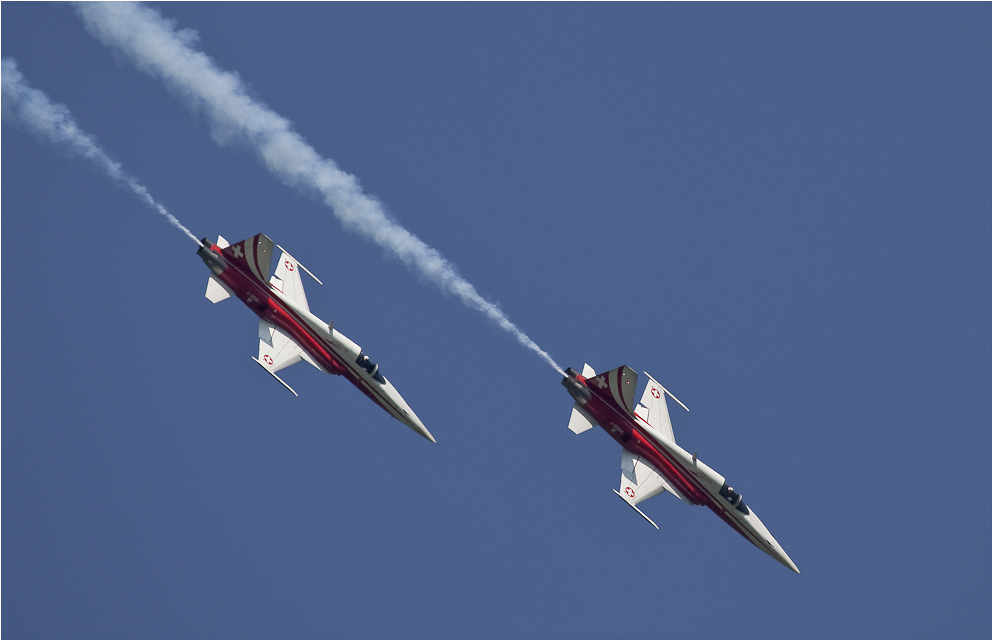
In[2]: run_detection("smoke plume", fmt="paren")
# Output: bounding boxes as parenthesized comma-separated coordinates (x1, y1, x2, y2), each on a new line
(2, 58, 200, 246)
(73, 2, 564, 375)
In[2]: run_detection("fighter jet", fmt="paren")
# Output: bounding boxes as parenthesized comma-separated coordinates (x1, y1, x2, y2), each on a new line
(197, 233, 436, 443)
(562, 364, 798, 572)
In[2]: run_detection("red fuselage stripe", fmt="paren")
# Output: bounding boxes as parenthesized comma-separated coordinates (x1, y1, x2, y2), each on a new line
(213, 250, 399, 417)
(583, 391, 763, 548)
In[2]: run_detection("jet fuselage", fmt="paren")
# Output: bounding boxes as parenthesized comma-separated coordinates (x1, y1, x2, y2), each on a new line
(197, 237, 434, 442)
(564, 367, 798, 572)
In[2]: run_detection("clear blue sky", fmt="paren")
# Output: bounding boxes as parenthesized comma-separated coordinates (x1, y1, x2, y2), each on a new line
(3, 3, 989, 638)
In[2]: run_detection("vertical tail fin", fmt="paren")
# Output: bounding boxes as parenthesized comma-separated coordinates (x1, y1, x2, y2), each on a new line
(220, 233, 275, 284)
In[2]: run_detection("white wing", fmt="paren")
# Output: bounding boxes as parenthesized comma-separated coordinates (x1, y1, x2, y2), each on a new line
(258, 320, 305, 373)
(634, 373, 682, 443)
(270, 250, 310, 313)
(253, 320, 325, 396)
(619, 448, 689, 505)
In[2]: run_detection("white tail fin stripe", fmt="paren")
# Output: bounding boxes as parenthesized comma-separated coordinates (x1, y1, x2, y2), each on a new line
(609, 368, 626, 412)
(245, 238, 264, 282)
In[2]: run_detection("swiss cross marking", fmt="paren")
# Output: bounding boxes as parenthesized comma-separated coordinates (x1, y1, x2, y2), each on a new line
(651, 388, 661, 398)
(594, 376, 608, 389)
(263, 354, 274, 366)
(625, 487, 636, 498)
(232, 245, 244, 258)
(284, 260, 294, 271)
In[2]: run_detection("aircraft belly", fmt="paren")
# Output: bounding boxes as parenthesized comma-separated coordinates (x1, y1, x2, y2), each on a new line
(585, 396, 707, 505)
(220, 265, 340, 375)
(627, 437, 707, 505)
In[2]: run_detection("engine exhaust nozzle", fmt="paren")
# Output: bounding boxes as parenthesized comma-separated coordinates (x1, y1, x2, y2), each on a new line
(561, 368, 591, 404)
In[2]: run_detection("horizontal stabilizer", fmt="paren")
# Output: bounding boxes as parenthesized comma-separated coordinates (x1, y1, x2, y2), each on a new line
(568, 403, 598, 434)
(205, 274, 233, 303)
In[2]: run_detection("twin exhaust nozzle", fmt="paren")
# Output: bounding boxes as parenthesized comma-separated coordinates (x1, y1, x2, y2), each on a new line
(196, 238, 227, 275)
(561, 367, 591, 404)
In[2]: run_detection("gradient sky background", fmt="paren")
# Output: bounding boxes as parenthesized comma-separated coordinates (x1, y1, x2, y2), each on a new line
(2, 3, 989, 639)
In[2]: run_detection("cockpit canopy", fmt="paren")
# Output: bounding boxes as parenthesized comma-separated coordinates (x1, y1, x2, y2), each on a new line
(356, 352, 386, 384)
(719, 483, 750, 515)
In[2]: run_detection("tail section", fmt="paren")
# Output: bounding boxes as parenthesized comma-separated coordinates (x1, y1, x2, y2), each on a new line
(586, 365, 639, 415)
(565, 363, 600, 434)
(205, 274, 234, 303)
(220, 233, 275, 285)
(568, 405, 598, 434)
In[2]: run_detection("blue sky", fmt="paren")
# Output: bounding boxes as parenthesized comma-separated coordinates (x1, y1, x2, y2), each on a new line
(2, 3, 989, 639)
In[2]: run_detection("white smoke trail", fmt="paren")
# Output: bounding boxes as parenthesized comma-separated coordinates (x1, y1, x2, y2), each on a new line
(2, 57, 201, 246)
(73, 2, 564, 376)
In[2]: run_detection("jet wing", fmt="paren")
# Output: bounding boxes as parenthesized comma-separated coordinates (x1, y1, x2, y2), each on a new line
(270, 249, 311, 312)
(254, 320, 326, 395)
(633, 372, 688, 444)
(619, 448, 689, 506)
(258, 320, 306, 374)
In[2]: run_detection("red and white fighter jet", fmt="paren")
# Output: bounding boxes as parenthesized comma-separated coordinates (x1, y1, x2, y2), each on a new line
(197, 233, 436, 443)
(562, 364, 799, 572)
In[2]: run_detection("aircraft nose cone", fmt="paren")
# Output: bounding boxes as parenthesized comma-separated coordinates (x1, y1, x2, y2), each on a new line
(763, 536, 800, 573)
(379, 380, 437, 444)
(416, 422, 438, 445)
(404, 412, 437, 444)
(744, 509, 800, 573)
(776, 550, 801, 574)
